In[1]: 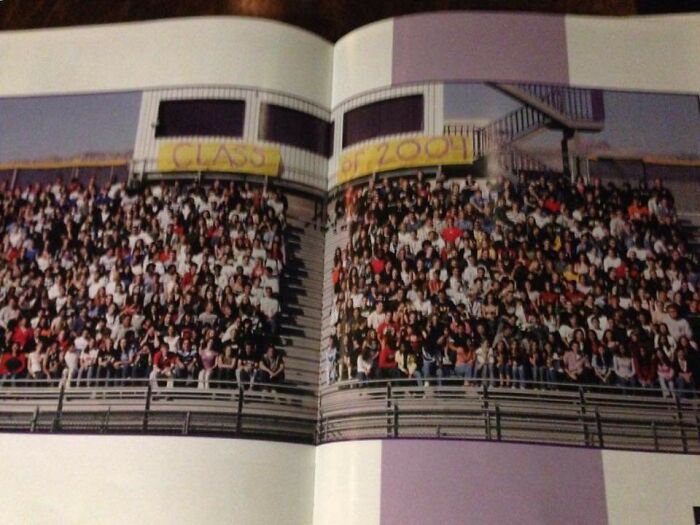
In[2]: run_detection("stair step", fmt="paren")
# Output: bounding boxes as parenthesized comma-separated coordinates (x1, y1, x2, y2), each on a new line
(283, 315, 321, 329)
(284, 275, 324, 288)
(283, 335, 321, 350)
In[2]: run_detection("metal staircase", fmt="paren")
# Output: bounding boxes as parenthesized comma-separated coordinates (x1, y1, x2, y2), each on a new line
(446, 83, 606, 178)
(478, 83, 605, 156)
(278, 212, 324, 388)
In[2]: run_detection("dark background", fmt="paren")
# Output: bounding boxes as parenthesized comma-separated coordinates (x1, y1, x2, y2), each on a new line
(0, 0, 697, 41)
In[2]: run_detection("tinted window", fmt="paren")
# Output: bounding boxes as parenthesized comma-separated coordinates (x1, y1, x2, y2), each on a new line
(156, 99, 245, 138)
(342, 95, 423, 148)
(259, 104, 333, 157)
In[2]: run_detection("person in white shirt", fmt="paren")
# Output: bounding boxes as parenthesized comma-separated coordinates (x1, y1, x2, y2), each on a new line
(505, 202, 526, 225)
(663, 305, 692, 342)
(609, 210, 628, 238)
(62, 345, 80, 387)
(356, 349, 374, 383)
(259, 287, 281, 334)
(603, 248, 622, 272)
(531, 207, 551, 228)
(412, 290, 432, 317)
(0, 298, 19, 330)
(591, 221, 608, 241)
(350, 286, 365, 310)
(260, 267, 279, 294)
(366, 302, 386, 331)
(461, 255, 479, 287)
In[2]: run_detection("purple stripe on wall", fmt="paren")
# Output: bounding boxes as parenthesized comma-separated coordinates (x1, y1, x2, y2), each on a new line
(380, 440, 608, 525)
(392, 13, 569, 86)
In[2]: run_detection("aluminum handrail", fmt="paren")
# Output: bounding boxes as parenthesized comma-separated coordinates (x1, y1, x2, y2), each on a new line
(321, 376, 699, 398)
(0, 380, 317, 444)
(1, 377, 699, 451)
(318, 379, 700, 453)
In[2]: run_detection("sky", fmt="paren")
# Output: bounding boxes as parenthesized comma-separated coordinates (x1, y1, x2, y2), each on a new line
(0, 85, 698, 164)
(444, 83, 700, 158)
(0, 91, 142, 163)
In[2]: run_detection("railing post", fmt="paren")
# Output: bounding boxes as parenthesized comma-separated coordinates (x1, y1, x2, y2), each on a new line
(102, 407, 111, 434)
(30, 407, 39, 433)
(495, 403, 502, 441)
(594, 408, 604, 448)
(579, 387, 590, 446)
(482, 382, 491, 440)
(52, 383, 65, 433)
(675, 396, 688, 453)
(651, 421, 659, 452)
(235, 386, 244, 436)
(183, 411, 191, 436)
(386, 382, 393, 438)
(142, 384, 152, 432)
(393, 403, 399, 438)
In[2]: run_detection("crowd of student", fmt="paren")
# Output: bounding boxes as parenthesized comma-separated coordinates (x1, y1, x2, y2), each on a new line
(327, 171, 699, 398)
(0, 178, 287, 389)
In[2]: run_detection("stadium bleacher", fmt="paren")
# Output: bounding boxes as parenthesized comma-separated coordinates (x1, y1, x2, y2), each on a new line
(326, 170, 699, 398)
(0, 177, 302, 390)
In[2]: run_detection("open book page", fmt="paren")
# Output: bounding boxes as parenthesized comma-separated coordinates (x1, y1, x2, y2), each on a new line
(0, 11, 699, 525)
(0, 18, 331, 525)
(315, 13, 700, 525)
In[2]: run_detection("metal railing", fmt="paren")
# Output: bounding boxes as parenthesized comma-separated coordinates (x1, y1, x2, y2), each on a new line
(130, 158, 328, 193)
(319, 378, 700, 454)
(0, 379, 317, 444)
(2, 377, 699, 452)
(477, 105, 550, 155)
(508, 83, 605, 123)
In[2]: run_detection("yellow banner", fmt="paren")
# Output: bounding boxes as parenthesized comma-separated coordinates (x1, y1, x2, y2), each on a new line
(157, 142, 281, 176)
(338, 135, 473, 184)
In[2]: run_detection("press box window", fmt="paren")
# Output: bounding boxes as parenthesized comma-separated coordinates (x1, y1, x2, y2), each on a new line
(258, 104, 333, 158)
(155, 99, 245, 138)
(342, 95, 424, 148)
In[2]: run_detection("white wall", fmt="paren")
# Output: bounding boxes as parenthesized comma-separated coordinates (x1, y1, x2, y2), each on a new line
(330, 13, 700, 108)
(1, 13, 698, 108)
(602, 449, 700, 525)
(0, 434, 315, 525)
(332, 19, 394, 109)
(313, 441, 382, 525)
(0, 17, 333, 107)
(566, 15, 700, 94)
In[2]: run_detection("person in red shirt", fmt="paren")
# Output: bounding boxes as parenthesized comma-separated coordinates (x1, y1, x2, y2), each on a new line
(331, 264, 343, 287)
(0, 344, 28, 386)
(11, 318, 34, 350)
(378, 334, 401, 380)
(634, 345, 657, 389)
(613, 262, 628, 280)
(371, 249, 386, 274)
(627, 197, 649, 221)
(441, 217, 463, 244)
(344, 186, 356, 217)
(149, 343, 178, 388)
(181, 261, 198, 289)
(543, 195, 561, 214)
(376, 311, 398, 344)
(540, 281, 559, 306)
(563, 282, 585, 306)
